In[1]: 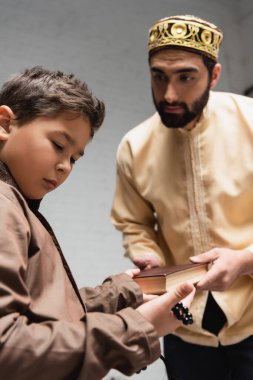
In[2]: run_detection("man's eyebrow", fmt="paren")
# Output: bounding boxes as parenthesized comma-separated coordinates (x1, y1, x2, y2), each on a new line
(150, 67, 199, 74)
(150, 67, 164, 73)
(57, 131, 84, 156)
(175, 67, 199, 74)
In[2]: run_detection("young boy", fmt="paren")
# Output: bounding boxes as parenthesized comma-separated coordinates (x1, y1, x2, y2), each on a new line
(0, 66, 194, 380)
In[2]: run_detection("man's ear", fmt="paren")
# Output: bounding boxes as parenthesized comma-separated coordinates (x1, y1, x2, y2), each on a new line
(210, 63, 222, 90)
(0, 105, 15, 141)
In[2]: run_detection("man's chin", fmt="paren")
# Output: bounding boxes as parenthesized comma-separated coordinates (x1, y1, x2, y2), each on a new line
(160, 110, 200, 129)
(161, 116, 187, 129)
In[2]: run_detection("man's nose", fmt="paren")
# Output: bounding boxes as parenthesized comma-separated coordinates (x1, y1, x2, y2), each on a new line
(164, 84, 178, 103)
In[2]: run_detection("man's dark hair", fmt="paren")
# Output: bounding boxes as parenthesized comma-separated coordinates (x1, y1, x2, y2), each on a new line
(202, 55, 216, 77)
(0, 66, 105, 137)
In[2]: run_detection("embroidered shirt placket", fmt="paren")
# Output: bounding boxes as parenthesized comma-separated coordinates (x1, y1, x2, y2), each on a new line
(184, 132, 210, 256)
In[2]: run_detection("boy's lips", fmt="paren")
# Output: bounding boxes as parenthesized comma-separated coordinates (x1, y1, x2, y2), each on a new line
(44, 179, 57, 190)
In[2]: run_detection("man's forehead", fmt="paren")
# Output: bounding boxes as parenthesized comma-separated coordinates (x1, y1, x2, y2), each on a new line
(150, 48, 204, 67)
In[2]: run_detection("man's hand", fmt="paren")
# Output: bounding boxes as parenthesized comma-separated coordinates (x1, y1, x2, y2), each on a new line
(137, 282, 195, 337)
(132, 253, 161, 270)
(190, 247, 253, 291)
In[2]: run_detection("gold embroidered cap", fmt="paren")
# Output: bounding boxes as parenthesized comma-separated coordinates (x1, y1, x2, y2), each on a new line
(148, 15, 223, 60)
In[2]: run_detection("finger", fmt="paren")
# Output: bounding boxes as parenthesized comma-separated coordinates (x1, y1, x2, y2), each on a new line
(190, 250, 218, 263)
(132, 259, 147, 270)
(180, 286, 196, 308)
(132, 268, 140, 276)
(194, 262, 221, 289)
(125, 268, 140, 278)
(156, 282, 194, 310)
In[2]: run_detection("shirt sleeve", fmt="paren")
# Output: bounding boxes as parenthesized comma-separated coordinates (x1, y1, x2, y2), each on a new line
(244, 245, 253, 277)
(111, 140, 166, 265)
(0, 191, 160, 380)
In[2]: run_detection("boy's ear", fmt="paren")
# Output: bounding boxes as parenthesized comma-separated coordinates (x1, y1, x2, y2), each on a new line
(0, 105, 15, 141)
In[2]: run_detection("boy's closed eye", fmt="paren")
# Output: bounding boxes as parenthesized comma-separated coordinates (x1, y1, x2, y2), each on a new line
(52, 141, 77, 165)
(52, 141, 64, 150)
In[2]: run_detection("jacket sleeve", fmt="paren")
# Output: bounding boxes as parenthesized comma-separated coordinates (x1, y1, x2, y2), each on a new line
(111, 140, 167, 265)
(0, 191, 160, 380)
(79, 273, 143, 313)
(80, 308, 160, 379)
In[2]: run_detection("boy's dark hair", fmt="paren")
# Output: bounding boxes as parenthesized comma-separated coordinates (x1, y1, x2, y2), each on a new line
(0, 66, 105, 137)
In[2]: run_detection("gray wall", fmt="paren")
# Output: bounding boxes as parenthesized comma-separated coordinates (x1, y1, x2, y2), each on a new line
(240, 0, 253, 92)
(0, 1, 252, 379)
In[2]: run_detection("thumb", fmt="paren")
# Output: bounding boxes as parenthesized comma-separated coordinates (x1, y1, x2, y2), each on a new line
(159, 282, 195, 309)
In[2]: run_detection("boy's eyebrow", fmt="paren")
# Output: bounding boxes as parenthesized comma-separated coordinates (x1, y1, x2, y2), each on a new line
(57, 131, 84, 156)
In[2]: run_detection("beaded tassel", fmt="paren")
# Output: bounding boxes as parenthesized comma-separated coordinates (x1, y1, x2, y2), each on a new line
(171, 302, 193, 325)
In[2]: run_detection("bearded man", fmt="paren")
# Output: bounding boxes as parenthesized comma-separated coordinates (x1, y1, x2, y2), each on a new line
(111, 15, 253, 380)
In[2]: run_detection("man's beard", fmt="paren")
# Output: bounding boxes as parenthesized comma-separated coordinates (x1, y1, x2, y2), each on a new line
(153, 84, 210, 129)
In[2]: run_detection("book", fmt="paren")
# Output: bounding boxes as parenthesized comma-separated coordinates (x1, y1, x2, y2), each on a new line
(133, 262, 209, 295)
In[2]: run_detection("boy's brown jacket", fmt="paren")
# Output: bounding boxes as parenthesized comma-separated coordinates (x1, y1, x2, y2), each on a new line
(0, 162, 160, 380)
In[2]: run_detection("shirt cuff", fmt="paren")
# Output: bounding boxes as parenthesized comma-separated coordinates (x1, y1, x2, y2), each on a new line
(246, 245, 253, 254)
(245, 245, 253, 277)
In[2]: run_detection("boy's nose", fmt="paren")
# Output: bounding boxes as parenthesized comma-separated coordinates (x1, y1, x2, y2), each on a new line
(56, 160, 71, 174)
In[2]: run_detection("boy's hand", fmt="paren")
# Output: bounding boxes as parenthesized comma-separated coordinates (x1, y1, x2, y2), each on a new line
(143, 293, 159, 302)
(125, 268, 140, 278)
(124, 269, 158, 302)
(137, 282, 195, 337)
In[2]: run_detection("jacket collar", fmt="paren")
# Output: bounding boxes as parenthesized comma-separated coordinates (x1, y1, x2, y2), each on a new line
(0, 162, 86, 311)
(0, 161, 42, 212)
(0, 161, 17, 187)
